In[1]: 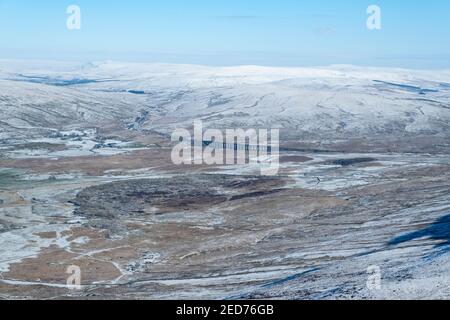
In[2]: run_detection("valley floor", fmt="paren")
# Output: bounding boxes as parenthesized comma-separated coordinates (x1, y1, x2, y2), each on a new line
(0, 134, 449, 299)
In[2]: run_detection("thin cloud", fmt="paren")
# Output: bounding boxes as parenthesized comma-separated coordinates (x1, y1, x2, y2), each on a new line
(211, 15, 260, 20)
(312, 26, 337, 36)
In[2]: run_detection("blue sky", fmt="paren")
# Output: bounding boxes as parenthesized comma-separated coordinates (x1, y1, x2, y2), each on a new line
(0, 0, 449, 68)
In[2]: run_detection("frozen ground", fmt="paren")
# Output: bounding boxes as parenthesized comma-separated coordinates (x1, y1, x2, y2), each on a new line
(0, 61, 449, 299)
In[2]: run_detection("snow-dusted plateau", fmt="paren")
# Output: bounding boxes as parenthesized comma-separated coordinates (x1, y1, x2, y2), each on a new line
(0, 60, 449, 299)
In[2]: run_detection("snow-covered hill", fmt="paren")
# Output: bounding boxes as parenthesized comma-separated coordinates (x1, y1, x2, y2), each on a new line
(1, 60, 449, 300)
(1, 60, 449, 146)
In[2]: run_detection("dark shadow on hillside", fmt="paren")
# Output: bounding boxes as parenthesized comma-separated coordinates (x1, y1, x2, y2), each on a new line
(389, 214, 450, 251)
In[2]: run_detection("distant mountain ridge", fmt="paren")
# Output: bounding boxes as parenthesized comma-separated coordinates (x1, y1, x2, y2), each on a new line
(1, 61, 449, 152)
